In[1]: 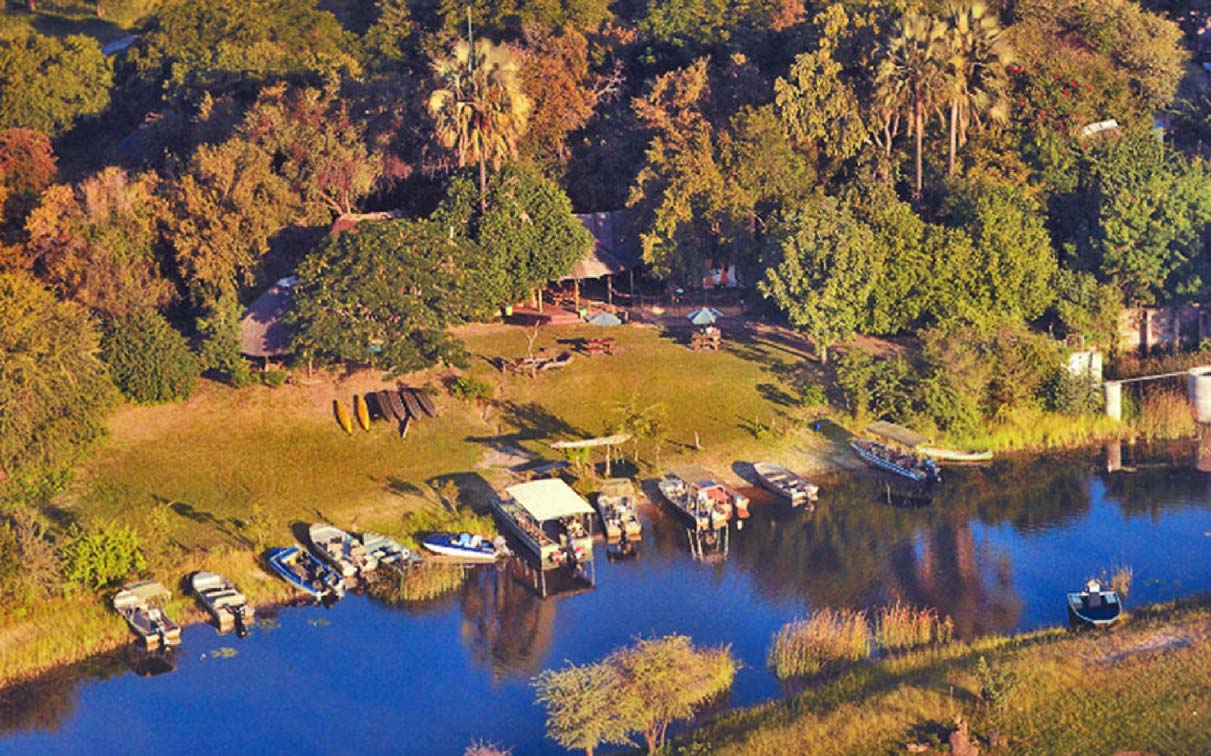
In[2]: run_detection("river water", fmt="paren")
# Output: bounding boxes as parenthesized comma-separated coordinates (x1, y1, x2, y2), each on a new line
(3, 445, 1211, 753)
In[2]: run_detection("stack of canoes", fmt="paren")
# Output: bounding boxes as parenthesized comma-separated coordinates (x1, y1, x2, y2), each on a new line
(361, 386, 438, 438)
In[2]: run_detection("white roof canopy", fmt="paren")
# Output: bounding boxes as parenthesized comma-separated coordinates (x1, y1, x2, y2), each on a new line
(505, 479, 594, 521)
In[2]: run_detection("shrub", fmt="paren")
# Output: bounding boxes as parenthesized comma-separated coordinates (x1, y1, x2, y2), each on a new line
(449, 375, 494, 402)
(398, 506, 497, 551)
(101, 311, 198, 404)
(1046, 371, 1102, 415)
(874, 602, 954, 651)
(262, 369, 288, 388)
(768, 608, 873, 679)
(60, 520, 146, 589)
(797, 381, 828, 409)
(974, 655, 1016, 711)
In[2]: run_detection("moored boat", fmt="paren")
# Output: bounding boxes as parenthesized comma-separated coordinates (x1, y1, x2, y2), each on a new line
(917, 445, 993, 463)
(658, 465, 746, 530)
(1067, 579, 1124, 628)
(113, 580, 182, 650)
(753, 462, 818, 507)
(361, 532, 420, 573)
(267, 545, 345, 601)
(191, 571, 254, 636)
(492, 479, 595, 571)
(850, 439, 940, 483)
(309, 523, 376, 577)
(422, 532, 505, 563)
(595, 478, 642, 541)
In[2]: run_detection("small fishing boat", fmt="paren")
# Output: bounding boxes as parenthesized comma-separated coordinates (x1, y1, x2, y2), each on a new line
(421, 532, 505, 563)
(191, 571, 254, 636)
(753, 462, 819, 507)
(658, 466, 746, 530)
(595, 478, 642, 541)
(400, 388, 423, 420)
(309, 523, 377, 577)
(267, 545, 345, 601)
(492, 479, 595, 571)
(851, 439, 940, 483)
(361, 532, 421, 574)
(411, 388, 437, 417)
(1067, 579, 1124, 628)
(113, 580, 182, 650)
(354, 394, 371, 431)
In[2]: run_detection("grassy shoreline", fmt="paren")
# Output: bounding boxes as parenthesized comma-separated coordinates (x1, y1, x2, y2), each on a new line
(0, 323, 1138, 691)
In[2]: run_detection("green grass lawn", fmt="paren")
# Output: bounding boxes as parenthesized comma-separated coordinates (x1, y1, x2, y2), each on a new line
(679, 599, 1211, 755)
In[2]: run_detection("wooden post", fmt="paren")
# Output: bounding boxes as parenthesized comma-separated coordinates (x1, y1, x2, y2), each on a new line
(574, 278, 580, 310)
(630, 269, 635, 300)
(607, 274, 613, 306)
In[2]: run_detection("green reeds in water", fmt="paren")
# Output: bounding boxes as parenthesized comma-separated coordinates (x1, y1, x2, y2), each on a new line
(874, 602, 954, 652)
(1132, 389, 1195, 440)
(369, 563, 468, 605)
(768, 608, 873, 679)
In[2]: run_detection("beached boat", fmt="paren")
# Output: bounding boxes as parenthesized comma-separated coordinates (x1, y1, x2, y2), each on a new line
(309, 523, 376, 577)
(492, 479, 595, 571)
(113, 580, 182, 650)
(400, 388, 423, 420)
(851, 422, 942, 484)
(595, 478, 642, 541)
(753, 462, 819, 507)
(267, 545, 345, 601)
(361, 532, 420, 574)
(354, 394, 371, 430)
(1067, 579, 1124, 628)
(380, 389, 407, 422)
(917, 445, 993, 463)
(411, 388, 437, 417)
(191, 571, 254, 636)
(658, 465, 746, 530)
(421, 532, 505, 563)
(334, 400, 353, 434)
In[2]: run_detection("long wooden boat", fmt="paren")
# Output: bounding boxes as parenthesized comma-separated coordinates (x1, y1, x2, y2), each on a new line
(380, 389, 406, 422)
(267, 545, 345, 601)
(595, 478, 642, 541)
(411, 388, 438, 417)
(361, 532, 420, 573)
(191, 571, 254, 636)
(850, 439, 941, 483)
(753, 462, 819, 507)
(492, 479, 594, 571)
(421, 532, 502, 563)
(917, 445, 993, 463)
(400, 388, 423, 420)
(1067, 579, 1123, 628)
(354, 394, 371, 431)
(309, 523, 376, 577)
(113, 580, 182, 650)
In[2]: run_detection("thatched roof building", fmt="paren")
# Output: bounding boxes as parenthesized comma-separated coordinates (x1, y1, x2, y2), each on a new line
(239, 276, 297, 358)
(562, 211, 642, 281)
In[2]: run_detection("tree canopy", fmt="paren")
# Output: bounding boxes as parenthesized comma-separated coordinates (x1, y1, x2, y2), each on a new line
(0, 31, 111, 137)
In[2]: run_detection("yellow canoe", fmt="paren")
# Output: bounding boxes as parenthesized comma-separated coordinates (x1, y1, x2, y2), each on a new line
(334, 400, 353, 435)
(354, 394, 370, 431)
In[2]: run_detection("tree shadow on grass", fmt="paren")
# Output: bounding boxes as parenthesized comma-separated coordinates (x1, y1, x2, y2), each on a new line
(424, 472, 498, 515)
(167, 498, 249, 547)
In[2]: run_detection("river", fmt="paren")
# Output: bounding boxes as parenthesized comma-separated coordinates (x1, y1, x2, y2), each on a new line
(3, 444, 1211, 753)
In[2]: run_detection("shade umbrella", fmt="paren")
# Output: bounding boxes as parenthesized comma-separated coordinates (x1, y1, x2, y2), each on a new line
(687, 307, 723, 326)
(586, 312, 622, 326)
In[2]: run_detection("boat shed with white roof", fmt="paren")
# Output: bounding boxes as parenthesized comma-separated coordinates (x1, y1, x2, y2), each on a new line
(505, 479, 594, 522)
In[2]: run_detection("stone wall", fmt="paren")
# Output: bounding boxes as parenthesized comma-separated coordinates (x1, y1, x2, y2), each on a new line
(1118, 305, 1211, 355)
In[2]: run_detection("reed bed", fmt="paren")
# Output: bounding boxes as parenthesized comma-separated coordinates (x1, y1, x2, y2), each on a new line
(874, 602, 955, 651)
(768, 609, 873, 679)
(368, 563, 468, 605)
(1132, 389, 1195, 440)
(397, 508, 498, 552)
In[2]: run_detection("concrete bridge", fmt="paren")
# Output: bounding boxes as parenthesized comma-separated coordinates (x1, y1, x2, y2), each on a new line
(1103, 366, 1211, 422)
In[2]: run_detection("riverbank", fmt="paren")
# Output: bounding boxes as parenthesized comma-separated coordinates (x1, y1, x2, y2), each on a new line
(676, 596, 1211, 755)
(1, 322, 1130, 690)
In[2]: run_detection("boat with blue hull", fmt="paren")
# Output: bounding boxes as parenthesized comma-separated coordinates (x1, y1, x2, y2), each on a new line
(267, 545, 345, 602)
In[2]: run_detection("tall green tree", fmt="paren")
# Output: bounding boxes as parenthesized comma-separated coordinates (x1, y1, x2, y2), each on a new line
(0, 272, 116, 502)
(427, 39, 532, 212)
(0, 32, 111, 137)
(289, 219, 484, 373)
(25, 168, 173, 319)
(876, 13, 948, 197)
(941, 1, 1012, 176)
(760, 194, 878, 363)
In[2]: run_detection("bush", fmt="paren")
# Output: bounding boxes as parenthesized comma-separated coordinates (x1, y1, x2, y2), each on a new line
(60, 520, 146, 589)
(101, 311, 198, 404)
(874, 602, 954, 651)
(768, 608, 873, 678)
(1133, 388, 1195, 440)
(1046, 372, 1102, 415)
(449, 375, 494, 402)
(262, 369, 288, 388)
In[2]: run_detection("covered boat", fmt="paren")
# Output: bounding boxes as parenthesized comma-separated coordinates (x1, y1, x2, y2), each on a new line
(1067, 579, 1124, 628)
(309, 523, 376, 578)
(658, 465, 747, 530)
(753, 462, 818, 507)
(191, 571, 254, 636)
(493, 479, 595, 571)
(267, 545, 345, 601)
(595, 478, 643, 541)
(361, 532, 420, 573)
(113, 580, 182, 650)
(422, 532, 505, 563)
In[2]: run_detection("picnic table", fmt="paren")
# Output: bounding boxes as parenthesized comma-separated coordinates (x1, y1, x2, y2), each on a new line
(585, 337, 616, 356)
(690, 327, 722, 351)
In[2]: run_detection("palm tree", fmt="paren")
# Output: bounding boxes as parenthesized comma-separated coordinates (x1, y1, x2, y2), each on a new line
(427, 39, 532, 212)
(942, 1, 1013, 176)
(876, 14, 948, 198)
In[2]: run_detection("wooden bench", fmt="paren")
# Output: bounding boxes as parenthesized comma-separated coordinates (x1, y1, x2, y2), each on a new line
(691, 329, 722, 351)
(584, 337, 616, 356)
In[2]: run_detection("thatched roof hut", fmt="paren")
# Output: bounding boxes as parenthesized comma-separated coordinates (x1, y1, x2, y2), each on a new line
(239, 276, 297, 358)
